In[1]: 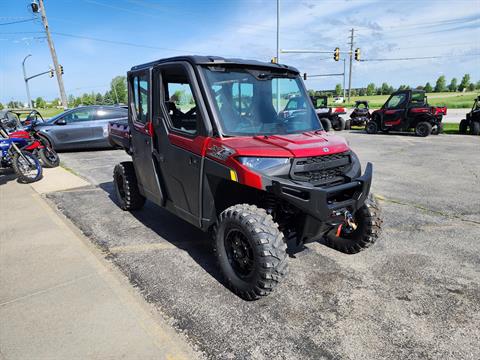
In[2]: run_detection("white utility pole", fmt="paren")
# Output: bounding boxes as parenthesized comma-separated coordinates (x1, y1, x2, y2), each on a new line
(348, 28, 354, 102)
(38, 0, 68, 108)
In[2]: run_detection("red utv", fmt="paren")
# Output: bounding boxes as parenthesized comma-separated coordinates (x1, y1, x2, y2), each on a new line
(108, 56, 382, 300)
(367, 90, 446, 137)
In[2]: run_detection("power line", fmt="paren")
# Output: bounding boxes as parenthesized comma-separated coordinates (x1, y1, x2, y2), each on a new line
(361, 54, 480, 62)
(0, 18, 37, 26)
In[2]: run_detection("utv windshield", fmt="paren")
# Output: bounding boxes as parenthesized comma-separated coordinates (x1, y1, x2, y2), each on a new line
(203, 67, 322, 136)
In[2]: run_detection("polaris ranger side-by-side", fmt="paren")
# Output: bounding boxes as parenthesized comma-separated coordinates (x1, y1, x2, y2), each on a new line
(109, 56, 382, 300)
(367, 90, 446, 137)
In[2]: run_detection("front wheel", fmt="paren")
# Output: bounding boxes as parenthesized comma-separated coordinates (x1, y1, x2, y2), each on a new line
(415, 121, 432, 137)
(12, 151, 43, 183)
(214, 204, 288, 300)
(325, 194, 382, 254)
(39, 147, 60, 168)
(365, 120, 378, 134)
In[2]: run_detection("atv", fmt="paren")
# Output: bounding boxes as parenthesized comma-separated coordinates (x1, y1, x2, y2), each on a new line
(109, 56, 382, 300)
(459, 96, 480, 135)
(349, 100, 371, 127)
(367, 90, 446, 137)
(308, 95, 347, 131)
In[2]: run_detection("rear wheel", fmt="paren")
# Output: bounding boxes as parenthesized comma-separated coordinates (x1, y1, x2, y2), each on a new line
(113, 161, 145, 210)
(214, 204, 288, 300)
(459, 119, 468, 134)
(12, 151, 42, 183)
(470, 121, 480, 135)
(344, 119, 351, 130)
(325, 194, 382, 254)
(415, 121, 432, 137)
(365, 120, 378, 134)
(320, 118, 332, 132)
(39, 147, 60, 168)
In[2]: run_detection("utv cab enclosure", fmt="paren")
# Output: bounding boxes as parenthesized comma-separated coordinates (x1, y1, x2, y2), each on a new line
(309, 95, 347, 131)
(459, 96, 480, 135)
(367, 90, 446, 137)
(109, 56, 382, 300)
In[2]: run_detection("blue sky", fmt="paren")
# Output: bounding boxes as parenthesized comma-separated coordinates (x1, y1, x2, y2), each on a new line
(1, 0, 479, 104)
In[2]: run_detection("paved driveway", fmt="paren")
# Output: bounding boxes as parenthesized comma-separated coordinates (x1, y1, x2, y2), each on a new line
(50, 132, 480, 360)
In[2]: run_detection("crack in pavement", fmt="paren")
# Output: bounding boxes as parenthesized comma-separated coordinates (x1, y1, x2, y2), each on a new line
(375, 194, 480, 226)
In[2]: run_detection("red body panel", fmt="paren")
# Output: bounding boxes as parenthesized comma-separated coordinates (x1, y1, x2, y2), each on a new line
(9, 130, 43, 151)
(168, 133, 209, 156)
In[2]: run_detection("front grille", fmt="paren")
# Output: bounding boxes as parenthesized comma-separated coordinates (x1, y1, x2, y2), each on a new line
(290, 151, 352, 186)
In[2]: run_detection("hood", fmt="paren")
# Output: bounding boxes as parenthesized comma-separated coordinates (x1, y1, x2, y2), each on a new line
(222, 131, 350, 158)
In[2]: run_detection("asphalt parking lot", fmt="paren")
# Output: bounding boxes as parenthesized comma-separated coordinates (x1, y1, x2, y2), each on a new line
(48, 132, 479, 360)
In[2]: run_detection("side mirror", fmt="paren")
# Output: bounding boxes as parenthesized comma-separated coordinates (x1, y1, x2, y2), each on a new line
(56, 118, 67, 125)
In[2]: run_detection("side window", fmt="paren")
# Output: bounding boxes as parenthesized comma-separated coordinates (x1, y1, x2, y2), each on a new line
(286, 98, 298, 110)
(63, 108, 94, 123)
(386, 94, 407, 109)
(95, 108, 127, 120)
(162, 65, 198, 135)
(132, 74, 149, 124)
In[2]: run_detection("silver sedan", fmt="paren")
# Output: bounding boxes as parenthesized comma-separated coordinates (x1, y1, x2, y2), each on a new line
(37, 106, 127, 150)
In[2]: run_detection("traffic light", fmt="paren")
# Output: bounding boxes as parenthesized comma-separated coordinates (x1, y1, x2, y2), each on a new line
(30, 1, 39, 13)
(354, 48, 361, 61)
(333, 47, 340, 61)
(303, 73, 307, 80)
(49, 69, 54, 78)
(59, 64, 64, 75)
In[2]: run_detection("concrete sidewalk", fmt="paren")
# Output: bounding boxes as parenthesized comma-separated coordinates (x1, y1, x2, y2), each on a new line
(0, 170, 201, 360)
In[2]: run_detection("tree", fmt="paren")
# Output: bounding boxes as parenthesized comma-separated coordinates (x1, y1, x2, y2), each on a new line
(398, 85, 407, 91)
(366, 83, 376, 96)
(468, 83, 475, 92)
(95, 93, 104, 105)
(424, 82, 433, 92)
(8, 100, 23, 108)
(68, 95, 76, 107)
(380, 82, 391, 95)
(334, 83, 342, 96)
(0, 102, 3, 110)
(476, 80, 480, 90)
(434, 75, 446, 92)
(448, 78, 457, 92)
(35, 97, 46, 108)
(358, 88, 366, 96)
(110, 76, 127, 104)
(458, 74, 471, 92)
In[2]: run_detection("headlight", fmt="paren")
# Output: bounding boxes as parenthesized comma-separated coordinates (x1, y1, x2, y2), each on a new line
(237, 157, 290, 172)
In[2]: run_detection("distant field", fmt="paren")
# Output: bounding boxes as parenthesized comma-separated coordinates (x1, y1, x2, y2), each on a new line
(38, 108, 64, 118)
(342, 92, 477, 109)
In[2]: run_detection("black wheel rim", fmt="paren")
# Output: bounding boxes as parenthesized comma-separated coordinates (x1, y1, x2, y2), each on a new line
(418, 125, 427, 136)
(224, 228, 254, 278)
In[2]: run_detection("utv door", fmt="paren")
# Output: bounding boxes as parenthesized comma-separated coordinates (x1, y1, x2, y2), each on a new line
(128, 70, 164, 205)
(382, 92, 407, 128)
(151, 62, 210, 226)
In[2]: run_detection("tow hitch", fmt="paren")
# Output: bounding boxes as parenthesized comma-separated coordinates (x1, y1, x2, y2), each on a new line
(335, 210, 357, 237)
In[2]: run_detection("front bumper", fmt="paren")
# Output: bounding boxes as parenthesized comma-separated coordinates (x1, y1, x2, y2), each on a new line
(264, 162, 373, 221)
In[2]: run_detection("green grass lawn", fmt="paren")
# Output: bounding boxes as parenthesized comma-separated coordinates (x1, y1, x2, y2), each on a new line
(37, 108, 64, 118)
(341, 92, 477, 109)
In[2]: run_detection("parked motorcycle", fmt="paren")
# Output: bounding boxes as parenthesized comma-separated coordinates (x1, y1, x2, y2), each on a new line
(0, 109, 60, 168)
(0, 124, 43, 183)
(9, 120, 60, 168)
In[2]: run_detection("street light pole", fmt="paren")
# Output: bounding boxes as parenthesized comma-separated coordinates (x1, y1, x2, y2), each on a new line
(22, 54, 33, 108)
(348, 28, 354, 102)
(275, 0, 280, 112)
(343, 58, 346, 101)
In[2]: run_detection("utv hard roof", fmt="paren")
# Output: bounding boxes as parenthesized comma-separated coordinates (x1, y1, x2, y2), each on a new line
(130, 55, 299, 73)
